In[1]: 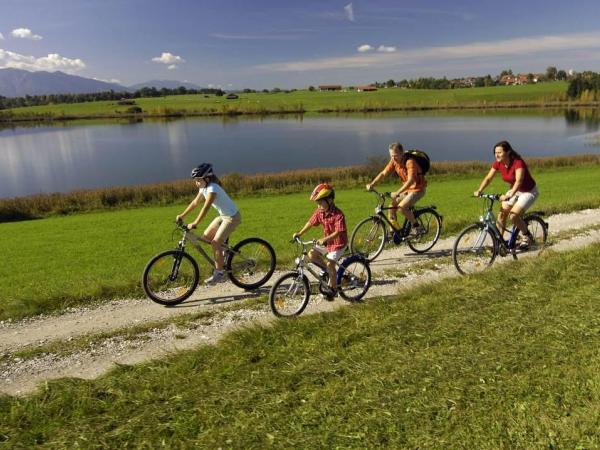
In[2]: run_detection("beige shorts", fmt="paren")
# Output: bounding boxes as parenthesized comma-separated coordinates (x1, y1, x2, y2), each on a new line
(313, 245, 346, 262)
(204, 212, 241, 243)
(505, 186, 539, 212)
(393, 189, 426, 207)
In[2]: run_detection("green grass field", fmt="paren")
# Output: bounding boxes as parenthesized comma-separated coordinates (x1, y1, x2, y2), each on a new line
(1, 164, 599, 321)
(1, 83, 574, 120)
(1, 242, 599, 447)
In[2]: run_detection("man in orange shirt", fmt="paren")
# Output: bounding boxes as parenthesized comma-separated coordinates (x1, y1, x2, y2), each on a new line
(366, 142, 427, 235)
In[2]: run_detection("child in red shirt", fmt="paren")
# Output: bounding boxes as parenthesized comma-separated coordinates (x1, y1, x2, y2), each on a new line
(293, 183, 347, 299)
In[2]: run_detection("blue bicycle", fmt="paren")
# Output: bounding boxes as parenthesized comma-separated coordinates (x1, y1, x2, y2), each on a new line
(452, 193, 548, 275)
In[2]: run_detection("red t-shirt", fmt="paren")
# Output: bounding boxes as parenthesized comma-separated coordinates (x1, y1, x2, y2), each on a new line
(309, 206, 348, 251)
(492, 158, 536, 192)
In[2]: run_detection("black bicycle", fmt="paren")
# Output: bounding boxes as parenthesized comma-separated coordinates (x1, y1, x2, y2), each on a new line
(350, 188, 443, 262)
(142, 220, 276, 305)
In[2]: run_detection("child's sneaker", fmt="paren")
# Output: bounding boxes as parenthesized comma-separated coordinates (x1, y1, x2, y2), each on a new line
(319, 286, 337, 301)
(205, 270, 226, 285)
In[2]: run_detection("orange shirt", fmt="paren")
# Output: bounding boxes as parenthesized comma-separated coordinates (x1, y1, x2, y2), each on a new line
(381, 158, 427, 192)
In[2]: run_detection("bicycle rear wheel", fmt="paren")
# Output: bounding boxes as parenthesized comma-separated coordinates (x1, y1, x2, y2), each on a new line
(512, 214, 548, 258)
(337, 256, 371, 301)
(452, 224, 497, 275)
(226, 237, 276, 290)
(142, 250, 199, 305)
(350, 216, 387, 262)
(269, 272, 310, 317)
(407, 208, 442, 253)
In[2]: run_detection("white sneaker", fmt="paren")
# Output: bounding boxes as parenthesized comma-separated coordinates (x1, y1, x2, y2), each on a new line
(518, 234, 535, 250)
(205, 271, 226, 285)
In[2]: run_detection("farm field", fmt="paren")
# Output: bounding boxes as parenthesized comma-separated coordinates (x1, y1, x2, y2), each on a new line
(1, 163, 599, 321)
(0, 82, 577, 121)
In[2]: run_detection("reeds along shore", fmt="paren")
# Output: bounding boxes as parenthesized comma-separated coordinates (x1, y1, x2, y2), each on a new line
(1, 154, 599, 223)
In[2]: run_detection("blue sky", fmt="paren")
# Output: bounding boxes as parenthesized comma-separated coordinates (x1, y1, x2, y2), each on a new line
(1, 0, 600, 89)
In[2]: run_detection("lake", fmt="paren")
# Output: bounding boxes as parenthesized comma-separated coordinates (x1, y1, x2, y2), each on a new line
(1, 109, 599, 198)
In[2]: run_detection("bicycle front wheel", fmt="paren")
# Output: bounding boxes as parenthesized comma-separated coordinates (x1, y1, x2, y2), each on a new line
(452, 224, 497, 275)
(142, 250, 199, 305)
(350, 216, 387, 262)
(269, 272, 310, 317)
(512, 214, 549, 258)
(407, 208, 442, 253)
(337, 256, 371, 302)
(226, 237, 276, 290)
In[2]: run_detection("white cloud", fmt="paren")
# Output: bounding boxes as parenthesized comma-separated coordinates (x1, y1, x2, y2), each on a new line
(0, 32, 4, 40)
(151, 52, 185, 65)
(0, 49, 85, 72)
(167, 64, 177, 70)
(377, 45, 397, 53)
(11, 28, 43, 40)
(344, 3, 355, 22)
(256, 31, 600, 72)
(357, 44, 373, 53)
(93, 77, 121, 84)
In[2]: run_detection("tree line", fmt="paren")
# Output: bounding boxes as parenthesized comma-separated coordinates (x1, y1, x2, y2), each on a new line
(371, 66, 571, 90)
(0, 86, 225, 110)
(567, 71, 600, 100)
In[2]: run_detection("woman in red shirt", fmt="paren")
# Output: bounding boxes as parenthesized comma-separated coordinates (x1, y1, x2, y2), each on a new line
(474, 140, 539, 247)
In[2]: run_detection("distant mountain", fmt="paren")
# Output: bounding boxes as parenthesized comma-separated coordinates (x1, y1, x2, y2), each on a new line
(0, 68, 128, 98)
(128, 80, 204, 90)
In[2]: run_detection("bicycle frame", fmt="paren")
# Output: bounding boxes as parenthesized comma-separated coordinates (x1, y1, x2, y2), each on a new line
(292, 238, 335, 287)
(175, 222, 235, 272)
(368, 189, 423, 241)
(477, 195, 520, 251)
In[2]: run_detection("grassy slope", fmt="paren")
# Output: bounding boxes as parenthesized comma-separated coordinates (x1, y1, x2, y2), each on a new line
(1, 242, 599, 447)
(0, 164, 599, 321)
(2, 83, 570, 118)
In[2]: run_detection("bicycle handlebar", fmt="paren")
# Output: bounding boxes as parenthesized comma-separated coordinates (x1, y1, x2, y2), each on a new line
(476, 193, 501, 200)
(290, 236, 318, 246)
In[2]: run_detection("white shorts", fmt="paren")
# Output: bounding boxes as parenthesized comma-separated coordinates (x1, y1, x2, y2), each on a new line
(313, 245, 346, 262)
(505, 186, 539, 212)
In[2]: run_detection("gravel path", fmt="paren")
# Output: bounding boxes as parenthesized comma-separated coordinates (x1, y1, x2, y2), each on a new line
(2, 208, 600, 396)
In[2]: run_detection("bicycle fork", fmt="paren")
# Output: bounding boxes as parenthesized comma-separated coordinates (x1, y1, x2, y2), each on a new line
(169, 242, 186, 281)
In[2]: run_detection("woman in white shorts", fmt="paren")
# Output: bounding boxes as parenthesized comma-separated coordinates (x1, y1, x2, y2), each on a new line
(474, 140, 539, 248)
(176, 163, 241, 284)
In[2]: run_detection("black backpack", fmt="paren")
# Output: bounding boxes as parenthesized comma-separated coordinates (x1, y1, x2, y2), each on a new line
(405, 149, 430, 174)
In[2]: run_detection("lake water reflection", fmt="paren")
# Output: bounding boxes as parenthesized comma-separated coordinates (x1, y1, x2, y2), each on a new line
(1, 109, 599, 198)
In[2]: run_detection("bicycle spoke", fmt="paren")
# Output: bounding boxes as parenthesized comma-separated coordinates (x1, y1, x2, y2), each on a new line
(453, 225, 496, 275)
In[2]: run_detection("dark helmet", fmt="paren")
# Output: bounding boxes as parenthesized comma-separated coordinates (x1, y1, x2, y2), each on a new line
(191, 163, 214, 179)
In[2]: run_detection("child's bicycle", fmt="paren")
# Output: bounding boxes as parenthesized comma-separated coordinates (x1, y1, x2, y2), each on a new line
(269, 237, 372, 317)
(452, 193, 549, 275)
(142, 219, 276, 305)
(350, 188, 442, 261)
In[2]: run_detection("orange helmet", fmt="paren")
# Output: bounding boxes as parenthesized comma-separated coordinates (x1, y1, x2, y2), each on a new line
(310, 183, 334, 201)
